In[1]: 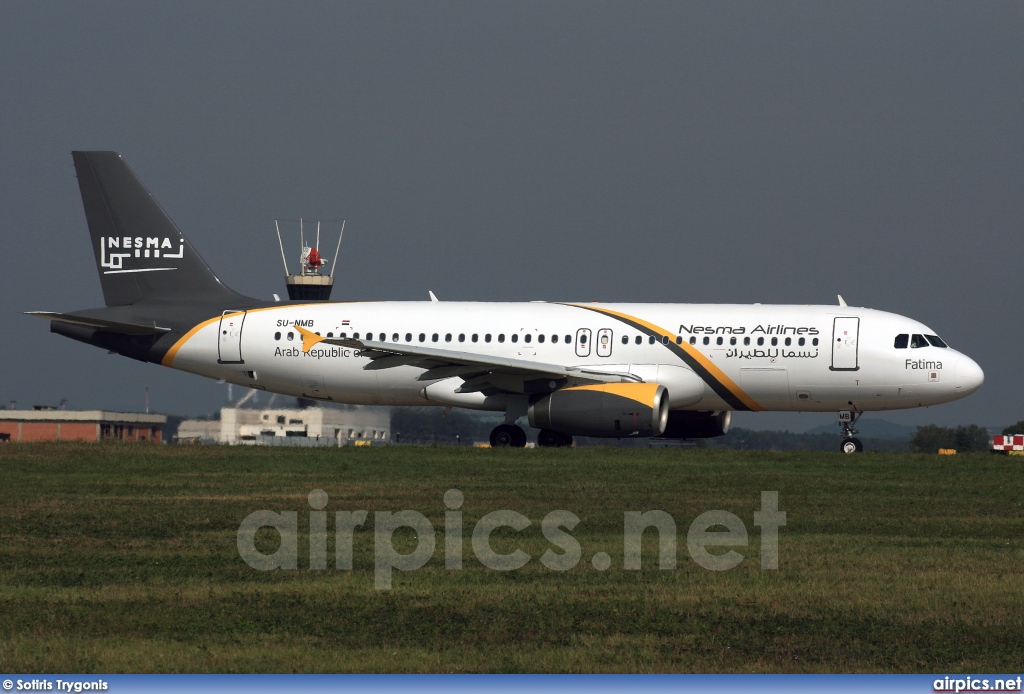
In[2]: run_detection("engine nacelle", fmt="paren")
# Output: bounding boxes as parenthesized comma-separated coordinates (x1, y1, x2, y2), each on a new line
(658, 410, 732, 439)
(528, 383, 669, 438)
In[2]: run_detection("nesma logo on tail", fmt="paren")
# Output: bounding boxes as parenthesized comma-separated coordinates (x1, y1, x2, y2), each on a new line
(100, 236, 184, 273)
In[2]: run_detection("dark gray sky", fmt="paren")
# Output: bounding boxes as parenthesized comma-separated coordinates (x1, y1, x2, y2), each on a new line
(2, 2, 1020, 430)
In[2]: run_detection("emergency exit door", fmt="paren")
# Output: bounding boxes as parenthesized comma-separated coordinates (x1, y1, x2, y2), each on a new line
(575, 328, 592, 358)
(831, 316, 859, 371)
(218, 310, 247, 364)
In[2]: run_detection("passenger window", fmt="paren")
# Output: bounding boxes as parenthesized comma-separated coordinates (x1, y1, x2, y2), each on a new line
(911, 334, 928, 348)
(744, 337, 750, 346)
(635, 336, 642, 345)
(392, 333, 399, 341)
(472, 334, 478, 343)
(432, 333, 439, 342)
(498, 334, 505, 343)
(353, 332, 359, 339)
(274, 332, 281, 340)
(458, 334, 465, 342)
(894, 334, 909, 349)
(621, 335, 629, 345)
(287, 332, 294, 341)
(485, 334, 492, 343)
(405, 333, 412, 342)
(538, 334, 545, 343)
(340, 332, 347, 339)
(689, 336, 696, 345)
(327, 332, 333, 338)
(675, 336, 682, 344)
(730, 337, 736, 346)
(661, 336, 669, 345)
(445, 333, 452, 342)
(649, 336, 656, 345)
(716, 336, 723, 346)
(798, 337, 805, 346)
(771, 337, 778, 346)
(757, 337, 764, 346)
(785, 337, 791, 346)
(552, 335, 558, 343)
(703, 336, 710, 345)
(564, 335, 571, 343)
(418, 333, 425, 342)
(812, 337, 818, 346)
(524, 334, 532, 343)
(926, 334, 948, 348)
(511, 334, 519, 343)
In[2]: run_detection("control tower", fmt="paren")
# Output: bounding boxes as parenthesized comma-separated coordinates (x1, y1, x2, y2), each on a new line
(276, 219, 344, 301)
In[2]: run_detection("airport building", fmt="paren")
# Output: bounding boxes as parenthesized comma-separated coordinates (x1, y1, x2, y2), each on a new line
(177, 406, 391, 446)
(0, 408, 167, 443)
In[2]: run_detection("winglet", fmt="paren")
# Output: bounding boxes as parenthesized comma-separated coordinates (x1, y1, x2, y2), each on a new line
(837, 295, 848, 307)
(294, 325, 325, 352)
(429, 291, 439, 302)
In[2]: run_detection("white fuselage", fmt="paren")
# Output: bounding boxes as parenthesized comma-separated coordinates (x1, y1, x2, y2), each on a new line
(163, 301, 984, 415)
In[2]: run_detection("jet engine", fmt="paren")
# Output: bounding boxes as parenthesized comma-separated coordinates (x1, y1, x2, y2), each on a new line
(657, 410, 732, 439)
(528, 383, 669, 438)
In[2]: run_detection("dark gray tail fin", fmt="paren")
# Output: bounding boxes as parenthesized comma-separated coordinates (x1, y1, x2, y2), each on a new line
(73, 151, 250, 307)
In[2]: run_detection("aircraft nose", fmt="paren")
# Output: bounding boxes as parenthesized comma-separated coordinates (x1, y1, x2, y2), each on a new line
(955, 355, 984, 396)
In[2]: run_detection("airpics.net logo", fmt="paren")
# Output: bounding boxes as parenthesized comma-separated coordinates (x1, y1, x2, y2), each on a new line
(236, 489, 786, 589)
(100, 236, 184, 273)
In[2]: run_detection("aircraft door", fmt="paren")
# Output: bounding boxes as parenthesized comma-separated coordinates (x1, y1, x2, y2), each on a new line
(596, 328, 613, 357)
(575, 328, 592, 358)
(831, 317, 860, 371)
(218, 310, 246, 364)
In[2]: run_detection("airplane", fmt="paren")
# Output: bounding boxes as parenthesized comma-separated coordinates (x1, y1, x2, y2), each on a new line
(28, 151, 984, 452)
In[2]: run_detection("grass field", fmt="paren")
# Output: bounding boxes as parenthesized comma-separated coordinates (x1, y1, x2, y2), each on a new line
(0, 442, 1021, 673)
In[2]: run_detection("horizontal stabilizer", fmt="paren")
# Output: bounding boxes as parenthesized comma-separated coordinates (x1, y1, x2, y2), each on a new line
(25, 311, 171, 336)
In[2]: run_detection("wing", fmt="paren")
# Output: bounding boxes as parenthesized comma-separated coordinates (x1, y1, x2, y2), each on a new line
(25, 311, 172, 336)
(294, 326, 640, 395)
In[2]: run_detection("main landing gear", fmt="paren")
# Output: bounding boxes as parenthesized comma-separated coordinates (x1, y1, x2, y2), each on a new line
(537, 429, 573, 448)
(488, 425, 573, 448)
(838, 409, 864, 453)
(490, 424, 527, 448)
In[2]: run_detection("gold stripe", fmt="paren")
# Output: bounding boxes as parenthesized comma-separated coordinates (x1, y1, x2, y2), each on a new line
(567, 304, 763, 412)
(564, 382, 662, 407)
(295, 325, 325, 352)
(161, 315, 230, 367)
(161, 302, 356, 367)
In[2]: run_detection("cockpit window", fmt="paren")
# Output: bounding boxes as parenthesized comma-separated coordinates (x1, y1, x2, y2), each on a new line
(925, 334, 948, 348)
(894, 334, 909, 349)
(910, 334, 929, 348)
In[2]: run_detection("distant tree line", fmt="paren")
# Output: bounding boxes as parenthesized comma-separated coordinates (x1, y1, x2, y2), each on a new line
(704, 428, 908, 452)
(908, 424, 990, 453)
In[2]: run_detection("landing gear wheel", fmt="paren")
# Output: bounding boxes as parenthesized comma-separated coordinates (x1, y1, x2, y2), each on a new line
(840, 438, 864, 454)
(537, 430, 560, 448)
(538, 430, 573, 448)
(491, 424, 527, 448)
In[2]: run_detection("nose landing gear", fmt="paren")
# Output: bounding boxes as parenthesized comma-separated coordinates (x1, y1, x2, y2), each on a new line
(838, 410, 864, 453)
